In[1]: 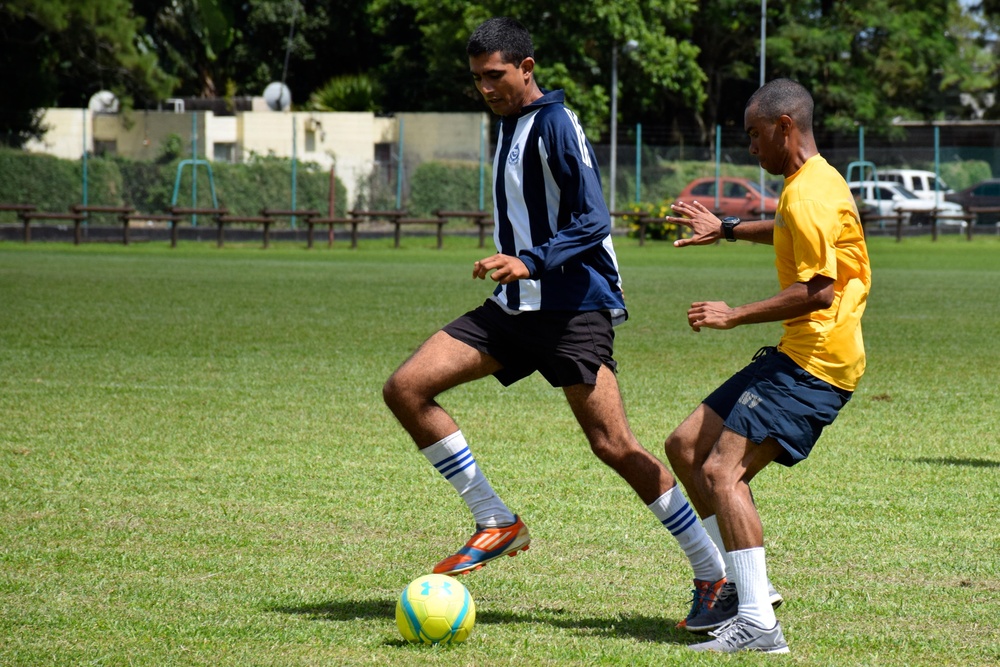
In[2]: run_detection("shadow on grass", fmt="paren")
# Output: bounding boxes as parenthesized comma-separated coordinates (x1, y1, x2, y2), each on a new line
(907, 456, 1000, 468)
(269, 599, 691, 644)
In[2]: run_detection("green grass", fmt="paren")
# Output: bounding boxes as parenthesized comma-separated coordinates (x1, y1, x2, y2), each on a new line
(1, 235, 998, 666)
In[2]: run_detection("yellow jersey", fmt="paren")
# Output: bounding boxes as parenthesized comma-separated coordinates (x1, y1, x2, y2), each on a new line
(773, 154, 871, 391)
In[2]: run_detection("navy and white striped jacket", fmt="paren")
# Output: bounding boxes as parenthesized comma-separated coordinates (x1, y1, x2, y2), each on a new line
(490, 90, 626, 323)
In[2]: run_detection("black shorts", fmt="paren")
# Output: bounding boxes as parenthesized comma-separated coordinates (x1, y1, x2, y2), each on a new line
(704, 347, 852, 467)
(441, 298, 617, 387)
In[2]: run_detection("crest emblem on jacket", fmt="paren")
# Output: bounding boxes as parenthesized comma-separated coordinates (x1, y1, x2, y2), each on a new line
(508, 144, 520, 166)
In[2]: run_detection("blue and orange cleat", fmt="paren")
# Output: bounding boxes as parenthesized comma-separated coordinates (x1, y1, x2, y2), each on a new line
(676, 578, 727, 631)
(433, 516, 531, 576)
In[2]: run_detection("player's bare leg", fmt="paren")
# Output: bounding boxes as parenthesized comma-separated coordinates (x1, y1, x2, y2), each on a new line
(563, 364, 674, 504)
(664, 404, 726, 518)
(384, 331, 525, 574)
(692, 430, 784, 634)
(564, 365, 724, 592)
(383, 330, 500, 448)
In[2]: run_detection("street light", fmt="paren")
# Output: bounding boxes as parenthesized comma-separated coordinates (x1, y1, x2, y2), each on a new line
(758, 0, 767, 217)
(609, 39, 639, 214)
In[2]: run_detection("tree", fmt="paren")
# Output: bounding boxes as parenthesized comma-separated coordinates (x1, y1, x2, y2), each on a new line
(132, 0, 239, 98)
(226, 0, 381, 106)
(675, 0, 769, 143)
(0, 0, 175, 147)
(366, 0, 706, 141)
(963, 0, 1000, 119)
(766, 1, 992, 135)
(134, 0, 377, 105)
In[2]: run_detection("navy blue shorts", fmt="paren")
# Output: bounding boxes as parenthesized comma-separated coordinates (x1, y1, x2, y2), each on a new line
(703, 347, 852, 467)
(441, 299, 616, 387)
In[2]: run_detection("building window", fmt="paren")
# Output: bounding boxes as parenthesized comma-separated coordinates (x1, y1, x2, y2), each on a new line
(93, 140, 117, 156)
(213, 142, 236, 162)
(374, 142, 395, 184)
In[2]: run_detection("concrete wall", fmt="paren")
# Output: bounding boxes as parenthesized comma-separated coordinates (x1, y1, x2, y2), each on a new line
(24, 106, 490, 210)
(25, 109, 90, 159)
(239, 111, 379, 207)
(397, 112, 487, 164)
(92, 110, 204, 161)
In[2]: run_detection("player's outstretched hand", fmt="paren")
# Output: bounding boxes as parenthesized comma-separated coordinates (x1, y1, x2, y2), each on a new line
(687, 300, 735, 332)
(666, 200, 723, 247)
(473, 253, 529, 285)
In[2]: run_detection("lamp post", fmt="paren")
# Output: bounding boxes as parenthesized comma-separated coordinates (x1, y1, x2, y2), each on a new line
(758, 0, 767, 217)
(609, 39, 639, 214)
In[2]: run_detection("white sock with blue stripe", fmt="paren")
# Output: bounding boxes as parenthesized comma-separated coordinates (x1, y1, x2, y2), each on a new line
(422, 431, 515, 529)
(649, 485, 725, 582)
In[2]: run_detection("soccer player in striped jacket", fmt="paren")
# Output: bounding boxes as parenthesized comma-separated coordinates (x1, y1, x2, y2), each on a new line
(383, 17, 725, 626)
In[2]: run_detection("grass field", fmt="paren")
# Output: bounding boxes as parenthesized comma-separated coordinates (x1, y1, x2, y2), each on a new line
(1, 235, 997, 666)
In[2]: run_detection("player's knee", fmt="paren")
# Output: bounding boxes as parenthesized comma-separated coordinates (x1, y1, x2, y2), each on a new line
(591, 433, 654, 474)
(588, 437, 615, 465)
(664, 430, 700, 475)
(382, 372, 409, 414)
(587, 432, 628, 467)
(383, 370, 436, 419)
(663, 430, 685, 465)
(700, 456, 730, 499)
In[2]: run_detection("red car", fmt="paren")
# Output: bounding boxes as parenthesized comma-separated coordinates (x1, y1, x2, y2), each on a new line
(674, 177, 780, 219)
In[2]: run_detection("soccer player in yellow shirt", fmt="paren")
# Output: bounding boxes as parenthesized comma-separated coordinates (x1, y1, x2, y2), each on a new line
(663, 78, 871, 654)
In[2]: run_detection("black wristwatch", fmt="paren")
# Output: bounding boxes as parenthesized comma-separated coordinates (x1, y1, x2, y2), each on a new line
(721, 216, 741, 242)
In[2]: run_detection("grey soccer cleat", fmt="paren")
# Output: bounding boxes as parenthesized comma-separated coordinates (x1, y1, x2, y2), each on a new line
(688, 616, 790, 654)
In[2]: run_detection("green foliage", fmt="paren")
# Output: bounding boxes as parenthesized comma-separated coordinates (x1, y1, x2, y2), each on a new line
(0, 149, 78, 208)
(0, 0, 176, 147)
(936, 159, 993, 191)
(766, 1, 988, 136)
(622, 199, 681, 241)
(307, 74, 381, 112)
(367, 0, 705, 140)
(408, 160, 491, 216)
(0, 147, 346, 219)
(156, 133, 186, 163)
(83, 157, 126, 207)
(9, 0, 1000, 154)
(538, 62, 609, 143)
(176, 153, 347, 216)
(116, 158, 174, 211)
(0, 149, 121, 209)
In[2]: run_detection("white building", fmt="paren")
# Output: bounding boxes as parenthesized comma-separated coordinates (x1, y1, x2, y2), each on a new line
(25, 101, 491, 210)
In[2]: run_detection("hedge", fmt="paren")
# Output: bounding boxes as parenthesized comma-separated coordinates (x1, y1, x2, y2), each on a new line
(0, 148, 347, 222)
(408, 160, 492, 217)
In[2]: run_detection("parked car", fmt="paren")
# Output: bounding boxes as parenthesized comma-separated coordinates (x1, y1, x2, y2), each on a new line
(848, 181, 966, 227)
(673, 177, 780, 219)
(945, 178, 1000, 224)
(877, 169, 954, 202)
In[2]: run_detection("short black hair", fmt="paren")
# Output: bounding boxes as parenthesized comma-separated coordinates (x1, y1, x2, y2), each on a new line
(467, 17, 534, 65)
(747, 78, 814, 132)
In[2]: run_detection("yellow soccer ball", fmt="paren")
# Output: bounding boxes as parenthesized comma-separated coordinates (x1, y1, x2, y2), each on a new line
(396, 574, 476, 645)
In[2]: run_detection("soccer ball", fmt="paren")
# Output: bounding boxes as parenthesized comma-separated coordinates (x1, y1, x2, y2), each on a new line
(395, 574, 476, 645)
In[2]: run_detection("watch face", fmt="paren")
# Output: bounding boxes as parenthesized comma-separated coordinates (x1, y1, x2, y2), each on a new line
(722, 217, 739, 240)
